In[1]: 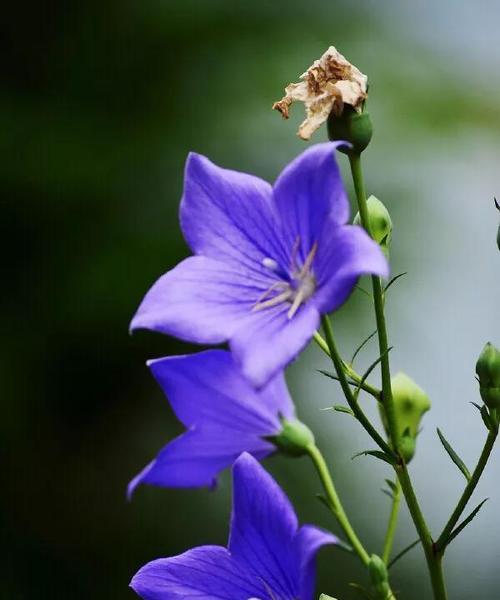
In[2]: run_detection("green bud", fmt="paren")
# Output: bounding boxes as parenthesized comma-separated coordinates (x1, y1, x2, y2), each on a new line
(354, 195, 393, 256)
(327, 105, 373, 154)
(272, 418, 315, 457)
(476, 342, 500, 410)
(380, 373, 431, 462)
(368, 554, 390, 596)
(319, 595, 338, 600)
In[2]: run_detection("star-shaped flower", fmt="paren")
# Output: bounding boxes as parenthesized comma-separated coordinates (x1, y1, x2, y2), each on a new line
(128, 349, 294, 495)
(130, 453, 337, 600)
(131, 142, 388, 387)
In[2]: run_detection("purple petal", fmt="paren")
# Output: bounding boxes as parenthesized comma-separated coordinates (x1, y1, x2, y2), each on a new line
(130, 545, 267, 600)
(272, 142, 350, 264)
(147, 350, 292, 430)
(312, 224, 389, 314)
(128, 427, 274, 495)
(230, 303, 320, 388)
(130, 256, 273, 343)
(180, 152, 288, 271)
(294, 525, 339, 600)
(229, 453, 299, 599)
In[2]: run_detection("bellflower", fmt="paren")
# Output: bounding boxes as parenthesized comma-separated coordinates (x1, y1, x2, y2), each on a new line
(128, 349, 294, 495)
(131, 452, 337, 600)
(131, 142, 388, 387)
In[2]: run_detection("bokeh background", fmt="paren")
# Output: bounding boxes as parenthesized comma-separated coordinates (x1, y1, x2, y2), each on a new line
(3, 0, 500, 598)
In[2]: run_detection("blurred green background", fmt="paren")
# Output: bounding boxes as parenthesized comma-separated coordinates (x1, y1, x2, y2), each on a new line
(3, 1, 500, 598)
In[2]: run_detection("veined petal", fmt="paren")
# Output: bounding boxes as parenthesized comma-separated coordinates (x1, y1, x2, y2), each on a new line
(147, 350, 292, 431)
(294, 525, 339, 600)
(130, 256, 273, 344)
(272, 142, 350, 264)
(130, 546, 267, 600)
(127, 427, 274, 495)
(181, 152, 288, 271)
(231, 303, 320, 388)
(312, 223, 389, 314)
(229, 453, 299, 599)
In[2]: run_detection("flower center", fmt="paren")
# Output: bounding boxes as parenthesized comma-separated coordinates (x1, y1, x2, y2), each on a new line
(252, 241, 317, 319)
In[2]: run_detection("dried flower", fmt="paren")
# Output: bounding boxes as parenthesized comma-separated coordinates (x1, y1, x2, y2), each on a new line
(273, 46, 368, 140)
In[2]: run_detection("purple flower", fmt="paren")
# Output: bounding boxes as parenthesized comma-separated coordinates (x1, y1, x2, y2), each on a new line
(128, 349, 294, 495)
(131, 142, 388, 387)
(130, 452, 337, 600)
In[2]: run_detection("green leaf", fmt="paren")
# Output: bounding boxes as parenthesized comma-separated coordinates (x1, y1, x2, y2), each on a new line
(348, 583, 372, 599)
(381, 488, 394, 500)
(384, 272, 408, 293)
(437, 428, 471, 481)
(480, 405, 493, 431)
(354, 347, 393, 398)
(333, 405, 355, 416)
(446, 498, 489, 546)
(350, 329, 378, 365)
(385, 479, 398, 494)
(352, 449, 397, 466)
(387, 539, 421, 569)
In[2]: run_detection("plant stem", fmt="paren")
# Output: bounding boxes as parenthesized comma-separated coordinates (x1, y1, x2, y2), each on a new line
(320, 315, 396, 459)
(435, 425, 498, 552)
(382, 479, 401, 564)
(306, 443, 370, 565)
(396, 466, 448, 599)
(313, 331, 382, 400)
(348, 153, 399, 451)
(347, 151, 448, 599)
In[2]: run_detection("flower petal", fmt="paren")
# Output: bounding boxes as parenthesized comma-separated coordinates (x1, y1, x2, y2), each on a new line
(230, 303, 320, 388)
(272, 142, 350, 264)
(229, 453, 299, 599)
(147, 350, 292, 430)
(313, 223, 389, 314)
(181, 152, 288, 271)
(294, 525, 339, 600)
(127, 427, 274, 495)
(130, 256, 273, 343)
(130, 546, 267, 600)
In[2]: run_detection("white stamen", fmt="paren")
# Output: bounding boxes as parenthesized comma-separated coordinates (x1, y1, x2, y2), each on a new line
(252, 289, 293, 312)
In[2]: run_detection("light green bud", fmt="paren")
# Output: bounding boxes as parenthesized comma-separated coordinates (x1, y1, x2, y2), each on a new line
(354, 195, 393, 257)
(327, 105, 373, 154)
(272, 418, 315, 457)
(476, 342, 500, 411)
(380, 372, 431, 462)
(368, 554, 390, 597)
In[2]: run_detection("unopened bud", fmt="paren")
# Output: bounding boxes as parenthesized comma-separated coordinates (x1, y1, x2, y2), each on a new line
(327, 105, 373, 154)
(476, 343, 500, 411)
(369, 555, 390, 597)
(272, 418, 315, 457)
(380, 373, 431, 462)
(354, 195, 393, 256)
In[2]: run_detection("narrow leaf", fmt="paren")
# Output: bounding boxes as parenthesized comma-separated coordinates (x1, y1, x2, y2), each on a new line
(384, 272, 408, 293)
(350, 329, 378, 364)
(388, 539, 421, 569)
(333, 405, 355, 416)
(480, 405, 493, 431)
(352, 449, 397, 466)
(437, 428, 471, 481)
(348, 583, 372, 599)
(495, 197, 500, 211)
(385, 479, 398, 494)
(354, 347, 393, 398)
(446, 498, 489, 546)
(381, 488, 394, 500)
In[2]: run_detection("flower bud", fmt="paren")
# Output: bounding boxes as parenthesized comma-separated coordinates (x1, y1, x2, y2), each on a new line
(353, 195, 393, 256)
(327, 105, 373, 154)
(273, 418, 315, 457)
(380, 373, 430, 462)
(476, 342, 500, 410)
(368, 555, 390, 597)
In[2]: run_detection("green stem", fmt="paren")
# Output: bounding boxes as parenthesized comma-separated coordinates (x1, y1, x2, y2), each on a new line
(435, 425, 498, 552)
(321, 315, 396, 459)
(348, 153, 399, 451)
(382, 479, 401, 564)
(306, 443, 370, 565)
(347, 151, 448, 599)
(313, 331, 382, 400)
